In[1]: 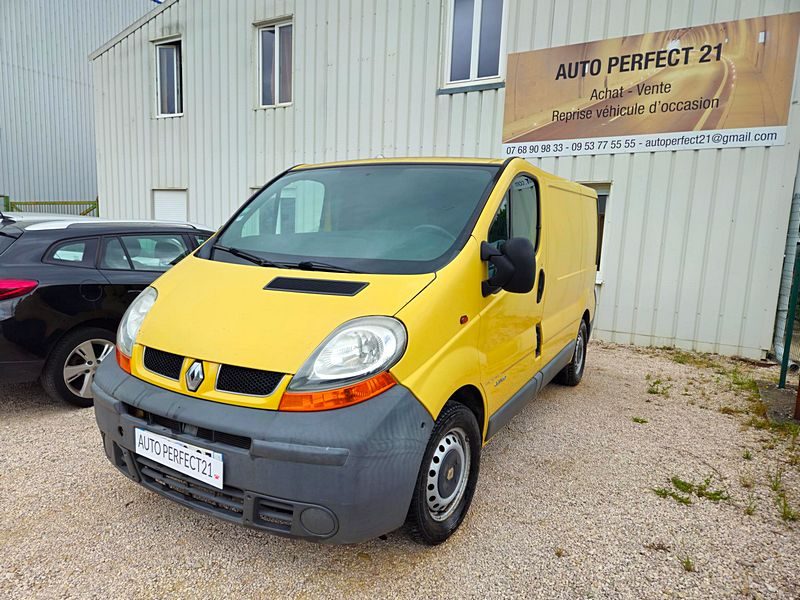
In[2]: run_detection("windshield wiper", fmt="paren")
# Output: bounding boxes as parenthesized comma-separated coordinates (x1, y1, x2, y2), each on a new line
(293, 260, 361, 274)
(213, 244, 285, 268)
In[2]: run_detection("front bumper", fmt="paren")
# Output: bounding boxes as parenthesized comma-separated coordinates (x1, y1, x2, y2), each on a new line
(92, 359, 433, 544)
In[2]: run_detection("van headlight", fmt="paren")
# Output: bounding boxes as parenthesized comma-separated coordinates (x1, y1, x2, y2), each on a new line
(117, 287, 158, 357)
(283, 316, 407, 410)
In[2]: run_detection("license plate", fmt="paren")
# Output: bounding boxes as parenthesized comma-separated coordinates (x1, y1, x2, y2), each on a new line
(134, 428, 224, 489)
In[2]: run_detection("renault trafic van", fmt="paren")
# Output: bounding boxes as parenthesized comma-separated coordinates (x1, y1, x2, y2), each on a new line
(93, 157, 597, 545)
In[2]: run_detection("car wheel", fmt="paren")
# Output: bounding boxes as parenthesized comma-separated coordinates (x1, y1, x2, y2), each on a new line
(41, 327, 115, 408)
(405, 402, 481, 545)
(554, 320, 588, 386)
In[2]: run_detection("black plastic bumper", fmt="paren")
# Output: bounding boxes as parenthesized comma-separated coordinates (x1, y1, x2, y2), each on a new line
(92, 359, 433, 544)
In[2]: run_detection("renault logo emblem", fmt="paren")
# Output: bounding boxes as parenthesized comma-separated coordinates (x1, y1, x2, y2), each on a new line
(185, 361, 204, 391)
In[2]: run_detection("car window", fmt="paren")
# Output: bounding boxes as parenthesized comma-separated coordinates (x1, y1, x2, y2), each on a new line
(193, 233, 210, 246)
(45, 238, 98, 268)
(100, 237, 133, 270)
(120, 234, 190, 271)
(487, 195, 509, 247)
(510, 175, 539, 248)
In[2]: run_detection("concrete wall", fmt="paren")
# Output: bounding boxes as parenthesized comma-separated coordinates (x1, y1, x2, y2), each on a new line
(92, 0, 800, 359)
(0, 0, 153, 202)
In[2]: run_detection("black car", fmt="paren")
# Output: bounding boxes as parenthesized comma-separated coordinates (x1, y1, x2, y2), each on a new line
(0, 213, 212, 407)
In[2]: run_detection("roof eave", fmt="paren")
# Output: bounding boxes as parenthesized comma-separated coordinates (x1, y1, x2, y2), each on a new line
(89, 0, 180, 61)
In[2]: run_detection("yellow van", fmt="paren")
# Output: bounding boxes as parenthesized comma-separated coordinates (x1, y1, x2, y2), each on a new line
(93, 157, 597, 545)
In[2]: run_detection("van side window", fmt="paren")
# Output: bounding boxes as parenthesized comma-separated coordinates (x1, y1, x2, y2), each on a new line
(510, 175, 538, 248)
(487, 195, 509, 247)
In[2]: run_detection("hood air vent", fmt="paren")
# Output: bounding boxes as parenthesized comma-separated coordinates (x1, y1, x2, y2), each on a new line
(264, 277, 368, 296)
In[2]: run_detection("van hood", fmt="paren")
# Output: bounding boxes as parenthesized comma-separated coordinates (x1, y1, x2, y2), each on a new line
(136, 255, 434, 374)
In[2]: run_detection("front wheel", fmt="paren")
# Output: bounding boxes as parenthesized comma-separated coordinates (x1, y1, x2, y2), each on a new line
(554, 320, 588, 386)
(41, 327, 115, 408)
(405, 402, 481, 545)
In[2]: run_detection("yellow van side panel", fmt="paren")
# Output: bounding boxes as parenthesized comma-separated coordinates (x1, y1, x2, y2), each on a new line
(391, 237, 488, 433)
(538, 182, 597, 363)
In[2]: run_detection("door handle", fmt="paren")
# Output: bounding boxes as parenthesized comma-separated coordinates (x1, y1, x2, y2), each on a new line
(536, 269, 545, 303)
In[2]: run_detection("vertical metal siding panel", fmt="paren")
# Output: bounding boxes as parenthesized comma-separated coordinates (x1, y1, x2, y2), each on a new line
(1, 1, 152, 203)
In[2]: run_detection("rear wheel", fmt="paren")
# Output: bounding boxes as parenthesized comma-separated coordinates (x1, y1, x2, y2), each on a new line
(406, 402, 481, 545)
(41, 327, 115, 408)
(554, 320, 588, 386)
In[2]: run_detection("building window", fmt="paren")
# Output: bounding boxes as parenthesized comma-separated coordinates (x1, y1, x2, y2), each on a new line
(447, 0, 504, 84)
(582, 184, 609, 269)
(259, 21, 293, 106)
(155, 40, 182, 116)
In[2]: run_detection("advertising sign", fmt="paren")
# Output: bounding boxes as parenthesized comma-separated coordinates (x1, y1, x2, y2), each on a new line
(502, 13, 800, 157)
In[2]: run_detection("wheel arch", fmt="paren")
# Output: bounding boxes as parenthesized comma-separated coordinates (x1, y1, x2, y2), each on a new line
(446, 384, 487, 442)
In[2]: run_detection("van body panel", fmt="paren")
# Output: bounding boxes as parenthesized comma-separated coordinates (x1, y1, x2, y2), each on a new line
(391, 237, 487, 426)
(135, 254, 434, 374)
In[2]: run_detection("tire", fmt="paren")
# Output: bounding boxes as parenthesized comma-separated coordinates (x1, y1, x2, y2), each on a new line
(405, 402, 482, 545)
(41, 327, 116, 408)
(554, 320, 588, 386)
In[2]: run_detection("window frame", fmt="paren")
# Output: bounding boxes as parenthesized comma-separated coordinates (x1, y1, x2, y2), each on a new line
(487, 173, 541, 250)
(154, 37, 183, 118)
(442, 0, 507, 89)
(42, 237, 99, 269)
(257, 19, 294, 108)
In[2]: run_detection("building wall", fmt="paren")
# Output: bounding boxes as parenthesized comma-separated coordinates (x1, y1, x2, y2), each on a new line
(0, 0, 153, 202)
(92, 0, 800, 359)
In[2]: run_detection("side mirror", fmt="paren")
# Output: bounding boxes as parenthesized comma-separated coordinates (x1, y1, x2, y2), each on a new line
(481, 238, 536, 297)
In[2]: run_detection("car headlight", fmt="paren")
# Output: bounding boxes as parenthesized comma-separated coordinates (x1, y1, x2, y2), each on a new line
(287, 316, 407, 392)
(117, 287, 158, 357)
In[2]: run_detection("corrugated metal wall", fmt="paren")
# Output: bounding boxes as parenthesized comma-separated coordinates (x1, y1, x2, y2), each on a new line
(92, 0, 800, 359)
(0, 0, 153, 202)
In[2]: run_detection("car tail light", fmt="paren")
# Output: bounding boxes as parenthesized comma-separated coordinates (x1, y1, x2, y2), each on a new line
(0, 279, 38, 301)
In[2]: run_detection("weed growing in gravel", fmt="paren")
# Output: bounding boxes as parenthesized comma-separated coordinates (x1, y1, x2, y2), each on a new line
(776, 492, 798, 522)
(645, 374, 672, 397)
(745, 492, 757, 516)
(719, 406, 747, 416)
(739, 474, 754, 489)
(769, 468, 784, 493)
(653, 475, 729, 505)
(680, 554, 696, 572)
(632, 416, 648, 424)
(652, 486, 692, 505)
(554, 547, 566, 558)
(667, 349, 721, 371)
(742, 448, 752, 460)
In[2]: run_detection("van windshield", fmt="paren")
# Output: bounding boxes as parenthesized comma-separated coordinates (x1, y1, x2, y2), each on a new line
(214, 163, 499, 274)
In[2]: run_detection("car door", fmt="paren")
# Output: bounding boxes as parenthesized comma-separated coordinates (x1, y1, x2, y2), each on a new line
(98, 232, 192, 318)
(477, 173, 544, 416)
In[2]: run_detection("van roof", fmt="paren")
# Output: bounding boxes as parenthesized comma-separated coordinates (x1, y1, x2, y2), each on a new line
(291, 157, 506, 170)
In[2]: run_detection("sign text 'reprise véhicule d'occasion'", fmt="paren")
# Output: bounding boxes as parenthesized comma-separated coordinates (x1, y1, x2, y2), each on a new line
(502, 13, 800, 157)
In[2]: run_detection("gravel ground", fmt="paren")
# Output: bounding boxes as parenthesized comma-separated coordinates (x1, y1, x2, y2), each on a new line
(1, 341, 798, 599)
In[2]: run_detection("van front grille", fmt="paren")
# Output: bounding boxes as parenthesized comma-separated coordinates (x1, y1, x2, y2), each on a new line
(143, 347, 183, 380)
(216, 364, 282, 396)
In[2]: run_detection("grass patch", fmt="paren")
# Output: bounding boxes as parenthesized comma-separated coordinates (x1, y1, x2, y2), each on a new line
(680, 554, 696, 572)
(768, 468, 784, 493)
(652, 486, 692, 505)
(632, 416, 648, 424)
(776, 492, 799, 522)
(739, 474, 754, 489)
(745, 492, 757, 516)
(653, 475, 729, 505)
(646, 375, 672, 396)
(742, 448, 752, 460)
(667, 349, 721, 370)
(554, 547, 566, 558)
(719, 405, 747, 416)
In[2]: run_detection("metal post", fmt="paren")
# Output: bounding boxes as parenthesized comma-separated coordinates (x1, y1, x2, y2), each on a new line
(780, 242, 800, 388)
